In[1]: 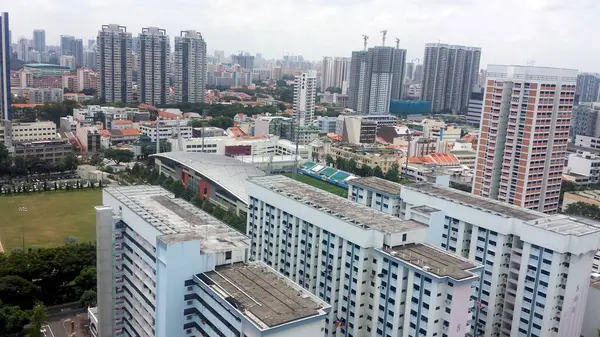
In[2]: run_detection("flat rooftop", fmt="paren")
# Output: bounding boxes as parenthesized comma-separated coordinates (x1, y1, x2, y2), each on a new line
(411, 205, 441, 215)
(201, 262, 326, 329)
(104, 186, 249, 252)
(349, 176, 403, 195)
(525, 215, 600, 237)
(250, 176, 426, 234)
(405, 183, 544, 221)
(382, 243, 479, 281)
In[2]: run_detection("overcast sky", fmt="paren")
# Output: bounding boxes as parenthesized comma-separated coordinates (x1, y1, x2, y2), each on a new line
(5, 0, 600, 72)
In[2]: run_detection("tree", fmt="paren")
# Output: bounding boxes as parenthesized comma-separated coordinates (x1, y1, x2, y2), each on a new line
(27, 302, 47, 337)
(373, 166, 384, 178)
(192, 195, 204, 208)
(207, 116, 234, 129)
(565, 202, 600, 220)
(171, 180, 186, 198)
(104, 149, 134, 166)
(188, 119, 205, 128)
(347, 159, 358, 174)
(79, 290, 97, 308)
(385, 163, 401, 182)
(0, 276, 40, 309)
(325, 155, 335, 166)
(90, 153, 103, 166)
(0, 302, 29, 335)
(359, 164, 372, 177)
(62, 153, 78, 172)
(335, 157, 347, 171)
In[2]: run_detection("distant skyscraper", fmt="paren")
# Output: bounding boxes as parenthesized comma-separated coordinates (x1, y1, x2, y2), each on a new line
(292, 70, 317, 126)
(473, 65, 577, 214)
(139, 27, 169, 105)
(321, 56, 334, 89)
(255, 52, 263, 68)
(421, 43, 481, 113)
(33, 29, 45, 52)
(17, 38, 28, 61)
(405, 62, 414, 81)
(72, 38, 84, 68)
(87, 39, 95, 50)
(84, 50, 97, 71)
(413, 63, 423, 82)
(232, 54, 254, 70)
(174, 30, 207, 104)
(348, 46, 406, 114)
(576, 73, 600, 103)
(97, 24, 133, 103)
(214, 50, 224, 63)
(322, 56, 350, 91)
(60, 35, 74, 55)
(1, 12, 11, 121)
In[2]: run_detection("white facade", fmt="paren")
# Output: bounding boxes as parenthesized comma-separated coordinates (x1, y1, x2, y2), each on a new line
(565, 152, 600, 184)
(574, 135, 600, 150)
(246, 176, 482, 337)
(95, 186, 328, 337)
(139, 27, 169, 105)
(169, 136, 310, 158)
(582, 281, 600, 337)
(139, 120, 192, 142)
(293, 70, 317, 126)
(60, 55, 75, 70)
(174, 30, 207, 104)
(11, 121, 57, 142)
(97, 24, 133, 103)
(347, 177, 600, 337)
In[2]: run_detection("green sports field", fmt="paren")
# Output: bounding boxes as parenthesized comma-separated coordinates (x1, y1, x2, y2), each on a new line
(0, 189, 101, 252)
(282, 172, 348, 197)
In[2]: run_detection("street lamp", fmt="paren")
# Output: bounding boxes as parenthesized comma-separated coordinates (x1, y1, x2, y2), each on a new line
(18, 206, 27, 251)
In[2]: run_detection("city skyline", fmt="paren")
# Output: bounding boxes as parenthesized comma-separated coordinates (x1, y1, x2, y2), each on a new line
(4, 0, 600, 71)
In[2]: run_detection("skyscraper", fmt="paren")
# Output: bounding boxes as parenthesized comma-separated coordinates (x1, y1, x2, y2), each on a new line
(174, 30, 207, 104)
(322, 57, 350, 91)
(321, 56, 334, 89)
(292, 70, 317, 126)
(16, 38, 28, 61)
(1, 12, 11, 122)
(231, 53, 254, 70)
(576, 73, 600, 103)
(421, 43, 481, 113)
(348, 46, 406, 114)
(97, 24, 133, 103)
(413, 63, 423, 82)
(33, 29, 45, 52)
(60, 35, 74, 55)
(139, 27, 169, 105)
(84, 50, 97, 71)
(72, 38, 84, 68)
(473, 65, 577, 214)
(213, 50, 224, 63)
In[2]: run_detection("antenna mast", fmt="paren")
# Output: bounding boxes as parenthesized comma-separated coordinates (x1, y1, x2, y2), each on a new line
(361, 34, 369, 51)
(380, 30, 387, 46)
(395, 38, 400, 49)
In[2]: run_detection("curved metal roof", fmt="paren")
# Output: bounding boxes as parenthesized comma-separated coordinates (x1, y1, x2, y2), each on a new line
(152, 152, 265, 204)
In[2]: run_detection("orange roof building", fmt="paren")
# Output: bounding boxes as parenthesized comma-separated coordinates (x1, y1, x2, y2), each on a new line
(407, 153, 459, 166)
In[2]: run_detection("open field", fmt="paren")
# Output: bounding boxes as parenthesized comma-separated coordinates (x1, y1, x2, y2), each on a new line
(0, 189, 101, 252)
(282, 173, 348, 197)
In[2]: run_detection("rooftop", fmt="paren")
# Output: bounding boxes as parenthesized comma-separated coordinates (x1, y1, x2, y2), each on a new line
(380, 243, 479, 281)
(525, 215, 600, 237)
(411, 205, 441, 215)
(349, 176, 402, 195)
(152, 152, 266, 203)
(24, 63, 71, 69)
(405, 183, 545, 221)
(200, 262, 327, 329)
(104, 186, 249, 252)
(250, 176, 425, 234)
(565, 190, 600, 201)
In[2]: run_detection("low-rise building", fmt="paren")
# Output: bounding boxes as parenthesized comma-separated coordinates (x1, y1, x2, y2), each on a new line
(12, 121, 57, 142)
(140, 120, 192, 142)
(13, 138, 73, 163)
(330, 144, 404, 172)
(76, 123, 101, 153)
(564, 152, 600, 186)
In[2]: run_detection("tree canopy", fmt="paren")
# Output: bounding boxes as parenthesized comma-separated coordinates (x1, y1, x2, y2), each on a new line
(104, 149, 134, 166)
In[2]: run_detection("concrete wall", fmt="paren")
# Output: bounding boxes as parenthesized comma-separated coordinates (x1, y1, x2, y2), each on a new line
(582, 286, 600, 337)
(95, 206, 116, 337)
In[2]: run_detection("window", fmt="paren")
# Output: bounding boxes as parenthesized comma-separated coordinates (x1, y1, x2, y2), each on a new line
(225, 251, 232, 260)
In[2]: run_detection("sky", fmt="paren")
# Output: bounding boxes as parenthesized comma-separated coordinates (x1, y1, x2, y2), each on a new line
(4, 0, 600, 72)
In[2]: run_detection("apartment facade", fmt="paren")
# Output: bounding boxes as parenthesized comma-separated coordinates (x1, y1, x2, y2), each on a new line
(11, 121, 57, 142)
(139, 27, 169, 105)
(293, 70, 317, 126)
(421, 43, 481, 113)
(95, 186, 329, 337)
(571, 102, 600, 141)
(174, 30, 207, 104)
(13, 138, 73, 163)
(0, 12, 10, 122)
(97, 24, 133, 103)
(575, 73, 600, 103)
(322, 56, 350, 91)
(473, 65, 577, 214)
(345, 177, 600, 337)
(246, 176, 481, 337)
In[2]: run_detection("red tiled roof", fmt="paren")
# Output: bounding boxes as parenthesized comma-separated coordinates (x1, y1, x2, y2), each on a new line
(120, 129, 140, 136)
(12, 104, 41, 108)
(408, 153, 459, 164)
(114, 120, 133, 124)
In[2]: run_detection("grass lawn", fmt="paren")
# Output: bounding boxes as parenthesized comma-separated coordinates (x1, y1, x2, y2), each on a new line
(282, 172, 348, 197)
(0, 189, 101, 252)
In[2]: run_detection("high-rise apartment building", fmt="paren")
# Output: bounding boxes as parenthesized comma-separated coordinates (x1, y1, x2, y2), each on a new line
(247, 175, 483, 337)
(348, 46, 406, 114)
(571, 102, 600, 141)
(138, 27, 169, 105)
(60, 35, 74, 55)
(174, 30, 207, 104)
(473, 65, 577, 213)
(33, 29, 45, 53)
(1, 12, 11, 122)
(97, 24, 133, 103)
(346, 176, 600, 337)
(322, 56, 350, 91)
(321, 56, 334, 89)
(421, 43, 481, 113)
(17, 38, 28, 61)
(292, 70, 317, 126)
(95, 186, 329, 337)
(232, 53, 254, 70)
(84, 50, 97, 71)
(575, 73, 600, 103)
(213, 50, 224, 63)
(413, 64, 423, 83)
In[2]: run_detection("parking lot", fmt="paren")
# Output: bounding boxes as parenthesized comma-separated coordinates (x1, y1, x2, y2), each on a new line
(42, 312, 91, 337)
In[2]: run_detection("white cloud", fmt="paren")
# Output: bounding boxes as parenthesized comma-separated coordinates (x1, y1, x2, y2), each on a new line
(4, 0, 600, 71)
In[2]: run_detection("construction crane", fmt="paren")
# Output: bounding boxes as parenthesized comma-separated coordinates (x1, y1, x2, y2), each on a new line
(395, 37, 400, 49)
(361, 34, 369, 51)
(381, 30, 387, 46)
